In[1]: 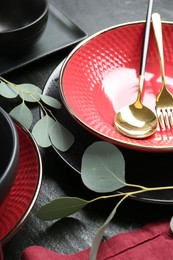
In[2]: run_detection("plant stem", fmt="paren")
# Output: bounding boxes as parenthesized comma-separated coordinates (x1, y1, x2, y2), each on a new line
(90, 185, 173, 204)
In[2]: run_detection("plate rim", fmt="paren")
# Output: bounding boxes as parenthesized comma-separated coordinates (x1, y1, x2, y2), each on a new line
(1, 119, 42, 245)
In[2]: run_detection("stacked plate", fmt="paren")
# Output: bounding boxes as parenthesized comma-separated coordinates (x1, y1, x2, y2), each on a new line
(43, 21, 173, 204)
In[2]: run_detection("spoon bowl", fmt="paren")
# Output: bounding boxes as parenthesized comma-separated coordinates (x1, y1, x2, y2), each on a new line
(114, 95, 158, 138)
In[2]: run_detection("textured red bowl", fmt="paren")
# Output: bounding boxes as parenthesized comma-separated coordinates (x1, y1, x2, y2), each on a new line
(59, 20, 173, 152)
(0, 119, 42, 245)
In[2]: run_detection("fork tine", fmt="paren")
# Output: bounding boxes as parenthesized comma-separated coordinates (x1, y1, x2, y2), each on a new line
(157, 109, 166, 130)
(168, 108, 173, 128)
(167, 109, 173, 128)
(163, 109, 170, 129)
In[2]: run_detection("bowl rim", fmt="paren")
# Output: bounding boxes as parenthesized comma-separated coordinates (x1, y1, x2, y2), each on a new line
(59, 19, 173, 152)
(0, 107, 19, 190)
(1, 118, 42, 245)
(60, 19, 173, 74)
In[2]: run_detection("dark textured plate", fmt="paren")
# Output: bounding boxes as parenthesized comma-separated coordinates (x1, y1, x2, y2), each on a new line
(42, 60, 173, 205)
(0, 2, 87, 75)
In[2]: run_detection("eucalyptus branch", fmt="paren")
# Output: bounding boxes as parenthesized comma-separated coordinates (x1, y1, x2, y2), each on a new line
(90, 191, 132, 203)
(90, 184, 173, 206)
(0, 76, 48, 115)
(40, 105, 57, 122)
(0, 76, 66, 149)
(125, 182, 148, 190)
(0, 76, 18, 89)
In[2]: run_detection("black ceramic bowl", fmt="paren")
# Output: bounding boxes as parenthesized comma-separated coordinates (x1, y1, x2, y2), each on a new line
(0, 0, 49, 56)
(0, 108, 19, 206)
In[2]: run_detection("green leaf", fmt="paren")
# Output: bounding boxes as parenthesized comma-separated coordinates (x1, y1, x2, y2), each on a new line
(18, 83, 42, 102)
(37, 197, 89, 221)
(81, 141, 126, 193)
(32, 115, 55, 147)
(9, 103, 33, 129)
(40, 94, 61, 109)
(90, 205, 117, 260)
(49, 121, 74, 151)
(0, 81, 19, 98)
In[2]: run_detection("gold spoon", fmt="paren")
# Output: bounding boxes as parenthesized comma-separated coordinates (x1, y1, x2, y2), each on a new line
(114, 0, 158, 139)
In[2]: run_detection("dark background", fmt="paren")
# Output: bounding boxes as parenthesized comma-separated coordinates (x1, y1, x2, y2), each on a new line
(2, 0, 173, 259)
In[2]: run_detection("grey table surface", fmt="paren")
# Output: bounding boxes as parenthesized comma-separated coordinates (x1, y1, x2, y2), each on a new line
(2, 0, 173, 259)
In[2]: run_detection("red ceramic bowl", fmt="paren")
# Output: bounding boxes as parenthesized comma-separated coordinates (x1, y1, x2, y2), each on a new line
(59, 20, 173, 152)
(0, 119, 42, 245)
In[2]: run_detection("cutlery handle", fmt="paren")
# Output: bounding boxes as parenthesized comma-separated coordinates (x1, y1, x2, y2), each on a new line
(152, 13, 165, 76)
(140, 0, 153, 76)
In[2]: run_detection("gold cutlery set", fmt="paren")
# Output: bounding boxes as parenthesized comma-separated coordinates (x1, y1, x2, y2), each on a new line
(115, 0, 173, 139)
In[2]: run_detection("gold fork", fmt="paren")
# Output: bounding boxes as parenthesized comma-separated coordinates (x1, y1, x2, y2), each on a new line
(152, 13, 173, 130)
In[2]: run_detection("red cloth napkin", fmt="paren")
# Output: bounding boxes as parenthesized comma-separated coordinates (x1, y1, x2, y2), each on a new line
(21, 218, 173, 260)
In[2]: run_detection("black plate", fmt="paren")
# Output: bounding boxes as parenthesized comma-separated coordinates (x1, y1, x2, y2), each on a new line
(43, 60, 173, 205)
(0, 2, 87, 75)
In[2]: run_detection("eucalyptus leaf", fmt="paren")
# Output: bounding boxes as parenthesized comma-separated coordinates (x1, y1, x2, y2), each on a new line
(81, 141, 126, 193)
(10, 102, 33, 129)
(18, 83, 42, 102)
(49, 121, 74, 151)
(90, 205, 117, 260)
(32, 115, 55, 147)
(40, 94, 61, 109)
(0, 81, 19, 98)
(37, 197, 89, 221)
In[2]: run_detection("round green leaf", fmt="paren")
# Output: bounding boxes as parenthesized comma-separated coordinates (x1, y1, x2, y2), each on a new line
(32, 115, 55, 147)
(49, 121, 74, 151)
(0, 81, 19, 98)
(81, 141, 126, 193)
(40, 94, 61, 109)
(18, 83, 42, 102)
(10, 103, 33, 129)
